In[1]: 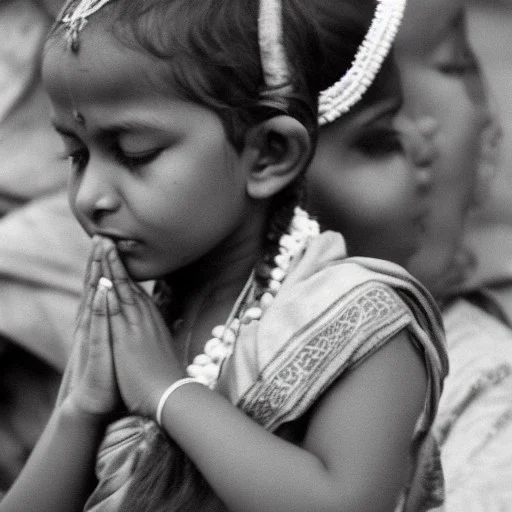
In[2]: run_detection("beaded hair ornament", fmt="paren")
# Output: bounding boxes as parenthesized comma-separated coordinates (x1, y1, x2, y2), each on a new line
(318, 0, 407, 125)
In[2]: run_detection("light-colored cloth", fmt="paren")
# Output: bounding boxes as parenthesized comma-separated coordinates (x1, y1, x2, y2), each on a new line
(434, 297, 512, 510)
(0, 190, 90, 370)
(58, 231, 448, 511)
(0, 1, 68, 213)
(462, 220, 512, 325)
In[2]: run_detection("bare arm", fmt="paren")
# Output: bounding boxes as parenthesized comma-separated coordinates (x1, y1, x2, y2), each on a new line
(0, 402, 106, 512)
(0, 239, 121, 511)
(156, 331, 427, 512)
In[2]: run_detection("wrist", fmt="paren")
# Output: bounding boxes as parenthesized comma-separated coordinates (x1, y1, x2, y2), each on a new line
(155, 377, 205, 426)
(60, 395, 113, 427)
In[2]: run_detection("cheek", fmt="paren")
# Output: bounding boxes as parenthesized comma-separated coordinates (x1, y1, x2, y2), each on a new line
(440, 105, 482, 167)
(67, 182, 90, 234)
(67, 177, 80, 216)
(308, 162, 412, 232)
(434, 111, 482, 217)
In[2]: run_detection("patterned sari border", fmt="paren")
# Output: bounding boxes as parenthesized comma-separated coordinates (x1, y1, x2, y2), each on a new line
(238, 282, 413, 430)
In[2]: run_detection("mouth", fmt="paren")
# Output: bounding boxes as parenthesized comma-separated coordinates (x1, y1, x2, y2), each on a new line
(94, 232, 141, 253)
(115, 239, 141, 253)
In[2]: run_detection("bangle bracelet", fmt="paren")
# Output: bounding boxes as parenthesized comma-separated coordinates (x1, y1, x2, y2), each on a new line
(156, 377, 202, 426)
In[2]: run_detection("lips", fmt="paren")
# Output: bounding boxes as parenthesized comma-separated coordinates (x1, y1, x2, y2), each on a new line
(115, 239, 140, 253)
(94, 232, 141, 253)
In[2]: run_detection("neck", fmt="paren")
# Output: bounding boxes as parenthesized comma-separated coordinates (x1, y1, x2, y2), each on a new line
(167, 205, 268, 358)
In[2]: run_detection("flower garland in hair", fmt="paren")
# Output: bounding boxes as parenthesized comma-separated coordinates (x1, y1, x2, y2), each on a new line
(318, 0, 407, 125)
(187, 207, 320, 389)
(258, 0, 294, 103)
(59, 0, 115, 51)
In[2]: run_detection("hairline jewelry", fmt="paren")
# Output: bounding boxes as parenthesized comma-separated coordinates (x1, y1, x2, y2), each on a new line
(58, 0, 115, 52)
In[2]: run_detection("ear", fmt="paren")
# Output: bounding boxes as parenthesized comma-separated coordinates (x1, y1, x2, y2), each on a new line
(242, 116, 311, 199)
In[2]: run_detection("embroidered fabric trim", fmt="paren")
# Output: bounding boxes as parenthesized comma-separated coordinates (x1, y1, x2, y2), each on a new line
(238, 282, 411, 430)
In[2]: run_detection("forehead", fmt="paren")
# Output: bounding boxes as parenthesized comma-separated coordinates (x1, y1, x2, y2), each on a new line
(42, 15, 170, 108)
(397, 0, 465, 55)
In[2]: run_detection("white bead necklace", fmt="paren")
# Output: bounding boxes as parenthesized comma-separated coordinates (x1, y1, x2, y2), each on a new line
(186, 207, 320, 389)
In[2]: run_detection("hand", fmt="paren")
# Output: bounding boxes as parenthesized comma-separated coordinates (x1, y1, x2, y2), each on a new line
(64, 237, 121, 418)
(100, 238, 185, 418)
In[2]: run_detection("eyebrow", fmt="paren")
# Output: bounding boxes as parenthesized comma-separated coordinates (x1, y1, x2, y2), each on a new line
(357, 98, 402, 128)
(51, 117, 170, 138)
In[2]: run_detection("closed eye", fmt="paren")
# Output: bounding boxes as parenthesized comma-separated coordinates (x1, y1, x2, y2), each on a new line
(112, 145, 164, 170)
(354, 128, 403, 158)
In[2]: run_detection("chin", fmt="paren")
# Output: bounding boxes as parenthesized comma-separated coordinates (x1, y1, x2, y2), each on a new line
(121, 258, 167, 283)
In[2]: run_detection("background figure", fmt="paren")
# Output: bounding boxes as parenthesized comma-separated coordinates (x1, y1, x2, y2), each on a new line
(0, 0, 63, 213)
(467, 0, 512, 226)
(395, 1, 512, 508)
(396, 0, 496, 299)
(461, 0, 512, 322)
(308, 0, 512, 507)
(0, 0, 89, 495)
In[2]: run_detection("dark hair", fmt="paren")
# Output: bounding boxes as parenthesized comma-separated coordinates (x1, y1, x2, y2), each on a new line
(49, 0, 322, 152)
(48, 1, 379, 510)
(312, 0, 378, 91)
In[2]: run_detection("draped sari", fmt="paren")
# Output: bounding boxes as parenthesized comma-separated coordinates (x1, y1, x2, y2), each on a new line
(58, 231, 448, 511)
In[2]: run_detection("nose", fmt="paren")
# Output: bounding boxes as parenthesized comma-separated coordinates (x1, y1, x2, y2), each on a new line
(398, 115, 438, 192)
(73, 158, 121, 224)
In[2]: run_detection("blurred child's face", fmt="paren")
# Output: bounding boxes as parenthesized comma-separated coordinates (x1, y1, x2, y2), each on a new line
(307, 61, 429, 266)
(43, 22, 251, 281)
(396, 5, 493, 294)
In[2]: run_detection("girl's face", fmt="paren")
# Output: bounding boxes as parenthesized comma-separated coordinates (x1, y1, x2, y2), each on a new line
(397, 8, 493, 294)
(43, 24, 252, 282)
(307, 61, 430, 266)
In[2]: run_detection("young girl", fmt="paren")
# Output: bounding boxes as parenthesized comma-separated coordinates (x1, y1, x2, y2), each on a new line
(0, 0, 447, 511)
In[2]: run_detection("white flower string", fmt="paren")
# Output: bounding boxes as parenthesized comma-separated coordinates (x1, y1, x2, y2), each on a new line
(59, 0, 115, 51)
(186, 207, 320, 389)
(318, 0, 407, 125)
(258, 0, 292, 91)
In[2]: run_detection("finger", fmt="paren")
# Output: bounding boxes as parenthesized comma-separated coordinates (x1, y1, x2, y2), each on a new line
(100, 245, 122, 317)
(85, 285, 118, 410)
(76, 241, 102, 326)
(138, 287, 169, 337)
(88, 283, 111, 368)
(132, 286, 174, 351)
(106, 247, 140, 324)
(82, 235, 102, 288)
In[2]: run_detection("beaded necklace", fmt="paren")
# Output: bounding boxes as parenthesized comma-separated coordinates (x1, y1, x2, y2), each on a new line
(186, 206, 320, 389)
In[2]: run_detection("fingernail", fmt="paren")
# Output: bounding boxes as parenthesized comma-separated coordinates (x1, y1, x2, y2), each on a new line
(99, 277, 113, 290)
